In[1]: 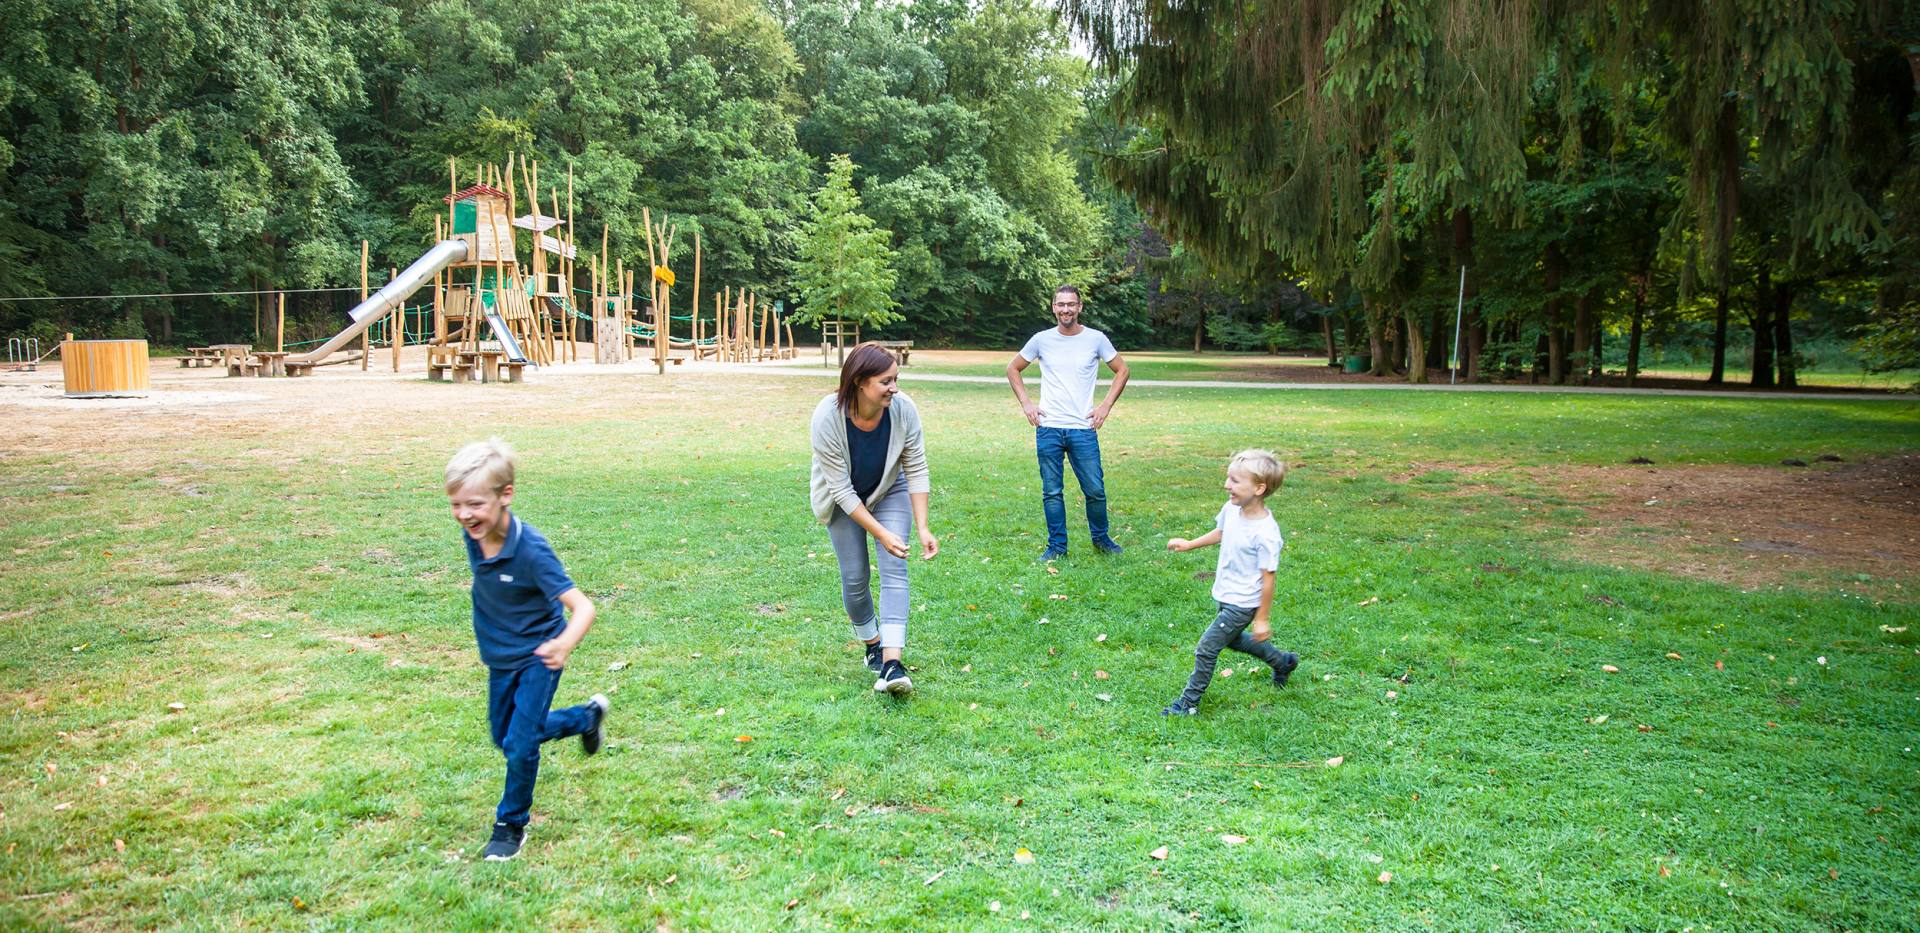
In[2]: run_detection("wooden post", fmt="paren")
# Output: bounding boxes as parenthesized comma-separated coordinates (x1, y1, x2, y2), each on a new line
(359, 240, 371, 371)
(391, 266, 401, 372)
(276, 292, 286, 354)
(692, 231, 702, 358)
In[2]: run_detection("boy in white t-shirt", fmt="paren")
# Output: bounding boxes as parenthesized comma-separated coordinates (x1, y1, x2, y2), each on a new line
(1161, 449, 1299, 715)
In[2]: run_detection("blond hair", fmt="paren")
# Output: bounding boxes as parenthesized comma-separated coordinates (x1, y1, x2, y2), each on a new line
(445, 438, 516, 493)
(1229, 449, 1286, 498)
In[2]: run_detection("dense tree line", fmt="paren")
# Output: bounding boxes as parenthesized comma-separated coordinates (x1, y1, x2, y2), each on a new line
(1061, 0, 1920, 383)
(2, 0, 1915, 381)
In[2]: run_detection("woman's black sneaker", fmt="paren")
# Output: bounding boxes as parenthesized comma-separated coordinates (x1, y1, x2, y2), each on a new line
(864, 641, 884, 674)
(874, 659, 913, 696)
(482, 821, 525, 861)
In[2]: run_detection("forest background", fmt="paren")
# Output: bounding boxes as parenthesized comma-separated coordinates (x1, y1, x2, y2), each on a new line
(1, 0, 1916, 386)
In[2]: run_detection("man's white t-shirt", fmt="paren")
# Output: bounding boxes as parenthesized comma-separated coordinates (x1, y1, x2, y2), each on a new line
(1018, 327, 1117, 429)
(1212, 502, 1283, 609)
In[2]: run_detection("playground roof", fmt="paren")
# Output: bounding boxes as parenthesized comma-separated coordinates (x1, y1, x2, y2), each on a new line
(513, 214, 565, 233)
(444, 183, 508, 203)
(538, 234, 578, 259)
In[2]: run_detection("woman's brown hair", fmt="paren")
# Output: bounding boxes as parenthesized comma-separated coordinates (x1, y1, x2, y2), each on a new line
(837, 342, 898, 413)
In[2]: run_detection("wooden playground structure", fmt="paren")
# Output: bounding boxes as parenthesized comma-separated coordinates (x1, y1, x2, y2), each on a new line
(225, 153, 799, 381)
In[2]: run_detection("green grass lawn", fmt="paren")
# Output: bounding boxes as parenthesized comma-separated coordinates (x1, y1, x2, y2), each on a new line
(2, 378, 1916, 929)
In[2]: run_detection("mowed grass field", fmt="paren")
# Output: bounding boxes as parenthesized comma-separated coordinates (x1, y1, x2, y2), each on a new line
(1, 370, 1916, 930)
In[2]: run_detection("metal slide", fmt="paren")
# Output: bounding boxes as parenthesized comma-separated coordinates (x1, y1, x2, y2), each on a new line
(482, 307, 528, 363)
(293, 238, 470, 364)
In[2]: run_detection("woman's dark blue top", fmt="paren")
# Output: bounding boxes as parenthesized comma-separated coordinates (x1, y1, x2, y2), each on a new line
(846, 406, 891, 502)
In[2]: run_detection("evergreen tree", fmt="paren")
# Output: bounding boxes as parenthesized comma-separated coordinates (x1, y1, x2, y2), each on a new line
(789, 154, 900, 329)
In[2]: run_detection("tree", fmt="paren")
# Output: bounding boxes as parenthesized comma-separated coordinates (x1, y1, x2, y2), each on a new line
(788, 154, 900, 328)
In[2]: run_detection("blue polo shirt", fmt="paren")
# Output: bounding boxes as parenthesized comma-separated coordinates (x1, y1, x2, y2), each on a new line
(463, 515, 576, 669)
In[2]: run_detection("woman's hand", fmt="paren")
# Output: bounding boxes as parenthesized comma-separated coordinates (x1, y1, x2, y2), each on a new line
(919, 528, 940, 560)
(878, 529, 911, 559)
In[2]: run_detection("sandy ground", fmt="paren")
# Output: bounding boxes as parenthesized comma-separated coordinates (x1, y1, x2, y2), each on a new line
(4, 346, 1915, 592)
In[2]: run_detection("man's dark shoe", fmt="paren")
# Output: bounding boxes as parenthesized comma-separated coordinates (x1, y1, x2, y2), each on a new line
(863, 641, 884, 674)
(1271, 652, 1300, 688)
(1093, 539, 1125, 555)
(482, 821, 526, 861)
(1160, 700, 1197, 716)
(582, 693, 610, 755)
(874, 659, 913, 696)
(1040, 547, 1067, 561)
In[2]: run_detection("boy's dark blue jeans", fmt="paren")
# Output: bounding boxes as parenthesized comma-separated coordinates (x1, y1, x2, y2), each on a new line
(1178, 603, 1290, 707)
(1036, 426, 1115, 552)
(488, 661, 598, 827)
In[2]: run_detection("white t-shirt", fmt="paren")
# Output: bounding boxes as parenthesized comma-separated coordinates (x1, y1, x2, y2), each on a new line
(1212, 502, 1283, 609)
(1018, 327, 1117, 429)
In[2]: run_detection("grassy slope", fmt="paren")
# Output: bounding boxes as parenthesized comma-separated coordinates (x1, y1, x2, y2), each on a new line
(0, 380, 1915, 930)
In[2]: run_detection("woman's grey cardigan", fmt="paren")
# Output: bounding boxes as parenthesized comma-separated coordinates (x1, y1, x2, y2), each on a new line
(809, 391, 931, 523)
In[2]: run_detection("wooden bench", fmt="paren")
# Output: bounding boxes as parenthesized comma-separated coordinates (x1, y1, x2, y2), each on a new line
(460, 349, 505, 383)
(874, 340, 913, 365)
(251, 351, 291, 377)
(426, 345, 461, 382)
(285, 360, 314, 377)
(181, 347, 221, 368)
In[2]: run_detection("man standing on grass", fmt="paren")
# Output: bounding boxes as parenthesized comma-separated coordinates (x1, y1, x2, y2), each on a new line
(1006, 284, 1131, 560)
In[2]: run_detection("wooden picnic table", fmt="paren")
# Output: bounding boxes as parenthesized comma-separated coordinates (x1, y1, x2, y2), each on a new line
(251, 351, 291, 377)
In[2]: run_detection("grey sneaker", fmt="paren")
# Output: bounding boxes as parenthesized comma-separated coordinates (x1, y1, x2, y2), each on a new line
(1160, 700, 1197, 716)
(874, 659, 913, 696)
(582, 694, 610, 755)
(863, 641, 884, 674)
(482, 821, 525, 861)
(1270, 653, 1300, 688)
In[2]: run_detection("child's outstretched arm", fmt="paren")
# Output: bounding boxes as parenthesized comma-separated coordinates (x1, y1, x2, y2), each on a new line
(1249, 569, 1276, 641)
(534, 588, 597, 670)
(1166, 528, 1223, 552)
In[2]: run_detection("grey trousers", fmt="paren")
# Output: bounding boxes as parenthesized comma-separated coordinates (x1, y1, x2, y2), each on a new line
(1177, 602, 1289, 707)
(827, 476, 912, 649)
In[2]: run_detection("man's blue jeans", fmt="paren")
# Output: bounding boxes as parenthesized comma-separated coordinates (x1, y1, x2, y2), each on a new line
(1036, 426, 1113, 552)
(488, 661, 597, 827)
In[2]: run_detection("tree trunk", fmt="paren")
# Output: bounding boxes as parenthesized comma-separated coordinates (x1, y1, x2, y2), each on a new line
(1570, 290, 1593, 385)
(1404, 309, 1428, 383)
(1426, 309, 1447, 372)
(1589, 312, 1603, 382)
(1709, 279, 1732, 384)
(1707, 98, 1740, 385)
(1532, 333, 1549, 384)
(1773, 282, 1797, 388)
(1363, 294, 1389, 377)
(1192, 317, 1203, 353)
(1321, 314, 1337, 365)
(1751, 264, 1776, 388)
(1544, 242, 1566, 384)
(1626, 274, 1647, 387)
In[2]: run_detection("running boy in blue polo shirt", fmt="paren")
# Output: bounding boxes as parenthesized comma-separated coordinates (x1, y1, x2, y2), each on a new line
(445, 439, 608, 862)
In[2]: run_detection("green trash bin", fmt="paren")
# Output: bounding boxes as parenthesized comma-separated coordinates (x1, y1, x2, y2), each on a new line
(1342, 354, 1371, 374)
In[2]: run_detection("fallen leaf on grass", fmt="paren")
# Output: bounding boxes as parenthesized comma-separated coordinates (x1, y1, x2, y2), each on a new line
(1095, 693, 1113, 702)
(52, 802, 71, 811)
(1049, 594, 1068, 601)
(1665, 652, 1683, 660)
(1883, 625, 1908, 634)
(989, 901, 1002, 913)
(1714, 660, 1725, 670)
(830, 787, 846, 801)
(1325, 756, 1345, 768)
(70, 644, 87, 653)
(1587, 714, 1609, 725)
(1829, 868, 1839, 880)
(1045, 565, 1059, 575)
(1149, 846, 1169, 861)
(167, 702, 186, 712)
(924, 869, 946, 886)
(1601, 664, 1620, 673)
(1816, 656, 1828, 666)
(785, 898, 799, 910)
(714, 708, 725, 717)
(1013, 848, 1036, 864)
(113, 838, 125, 853)
(292, 897, 308, 911)
(1094, 670, 1109, 680)
(1220, 834, 1247, 845)
(1357, 596, 1379, 607)
(1659, 864, 1671, 877)
(1377, 871, 1393, 884)
(961, 664, 972, 673)
(1095, 634, 1107, 642)
(608, 661, 629, 671)
(663, 874, 677, 885)
(767, 829, 786, 839)
(734, 736, 753, 743)
(1384, 690, 1398, 700)
(1638, 724, 1654, 733)
(43, 762, 55, 776)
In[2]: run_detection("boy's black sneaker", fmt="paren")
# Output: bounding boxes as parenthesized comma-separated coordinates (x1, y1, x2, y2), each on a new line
(1093, 539, 1125, 555)
(1160, 700, 1197, 716)
(1040, 547, 1067, 561)
(874, 659, 913, 696)
(1271, 652, 1300, 688)
(863, 641, 884, 674)
(582, 693, 610, 755)
(482, 821, 525, 861)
